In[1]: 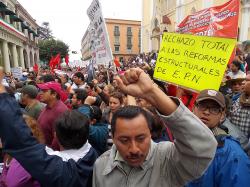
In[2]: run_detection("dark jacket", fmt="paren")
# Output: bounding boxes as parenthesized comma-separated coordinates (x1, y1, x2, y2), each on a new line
(185, 136, 250, 187)
(0, 93, 98, 187)
(89, 123, 109, 155)
(77, 105, 109, 155)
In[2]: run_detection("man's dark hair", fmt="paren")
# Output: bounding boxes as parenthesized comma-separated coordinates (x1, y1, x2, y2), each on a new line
(87, 82, 94, 89)
(74, 72, 85, 82)
(232, 60, 241, 70)
(74, 89, 88, 103)
(41, 74, 55, 83)
(111, 105, 153, 136)
(50, 89, 60, 100)
(55, 110, 89, 149)
(90, 106, 102, 122)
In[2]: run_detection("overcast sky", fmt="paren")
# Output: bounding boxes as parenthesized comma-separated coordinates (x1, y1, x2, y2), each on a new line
(18, 0, 142, 60)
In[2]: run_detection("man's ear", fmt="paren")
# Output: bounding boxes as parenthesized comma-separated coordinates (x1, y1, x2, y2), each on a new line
(220, 110, 226, 123)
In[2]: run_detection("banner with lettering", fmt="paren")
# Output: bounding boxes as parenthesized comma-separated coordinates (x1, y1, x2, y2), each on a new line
(87, 0, 113, 65)
(153, 32, 236, 91)
(177, 0, 239, 39)
(11, 67, 22, 80)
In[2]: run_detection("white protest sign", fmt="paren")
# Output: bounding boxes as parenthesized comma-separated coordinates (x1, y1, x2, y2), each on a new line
(11, 67, 22, 80)
(87, 0, 113, 65)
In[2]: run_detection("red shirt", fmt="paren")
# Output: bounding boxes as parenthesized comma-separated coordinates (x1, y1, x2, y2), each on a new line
(38, 100, 68, 150)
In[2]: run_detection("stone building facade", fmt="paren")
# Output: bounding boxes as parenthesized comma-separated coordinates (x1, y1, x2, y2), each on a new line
(142, 0, 250, 53)
(0, 0, 39, 72)
(81, 18, 141, 63)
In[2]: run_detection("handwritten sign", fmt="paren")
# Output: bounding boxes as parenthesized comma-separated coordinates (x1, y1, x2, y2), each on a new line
(153, 32, 236, 91)
(87, 0, 113, 65)
(11, 67, 22, 80)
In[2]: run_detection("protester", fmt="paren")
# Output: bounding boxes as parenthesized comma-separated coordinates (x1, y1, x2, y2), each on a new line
(77, 103, 109, 156)
(92, 79, 115, 107)
(20, 85, 45, 119)
(227, 60, 246, 79)
(228, 74, 250, 137)
(59, 73, 71, 91)
(102, 91, 124, 148)
(37, 81, 68, 150)
(71, 88, 88, 109)
(92, 68, 217, 187)
(86, 82, 96, 96)
(0, 68, 98, 186)
(186, 89, 250, 186)
(72, 72, 86, 90)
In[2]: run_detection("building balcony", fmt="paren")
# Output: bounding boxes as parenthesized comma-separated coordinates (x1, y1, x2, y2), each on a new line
(0, 17, 26, 39)
(114, 31, 120, 36)
(114, 41, 120, 45)
(127, 44, 132, 48)
(127, 31, 132, 36)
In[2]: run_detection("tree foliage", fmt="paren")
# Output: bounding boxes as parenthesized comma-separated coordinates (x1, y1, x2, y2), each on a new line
(38, 22, 53, 40)
(38, 39, 69, 63)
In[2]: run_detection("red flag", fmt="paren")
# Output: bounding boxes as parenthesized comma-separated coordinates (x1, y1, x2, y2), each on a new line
(177, 0, 239, 64)
(177, 0, 239, 39)
(33, 63, 39, 73)
(53, 54, 61, 66)
(65, 55, 69, 65)
(114, 58, 120, 67)
(49, 54, 61, 70)
(49, 56, 55, 69)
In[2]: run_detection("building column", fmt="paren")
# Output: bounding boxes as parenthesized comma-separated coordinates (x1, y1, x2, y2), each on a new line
(18, 47, 25, 69)
(27, 50, 30, 68)
(240, 2, 250, 41)
(2, 41, 10, 72)
(11, 44, 18, 67)
(30, 50, 34, 67)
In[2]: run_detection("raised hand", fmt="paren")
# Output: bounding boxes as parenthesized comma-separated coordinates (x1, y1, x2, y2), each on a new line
(115, 68, 177, 115)
(84, 96, 97, 105)
(114, 68, 155, 99)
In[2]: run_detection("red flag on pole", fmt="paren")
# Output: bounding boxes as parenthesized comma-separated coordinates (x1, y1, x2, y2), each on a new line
(49, 54, 61, 70)
(33, 63, 39, 73)
(114, 58, 120, 67)
(49, 56, 55, 69)
(53, 54, 61, 66)
(65, 55, 69, 65)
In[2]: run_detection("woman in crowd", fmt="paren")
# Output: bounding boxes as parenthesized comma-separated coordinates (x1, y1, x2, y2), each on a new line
(227, 60, 246, 79)
(102, 91, 124, 148)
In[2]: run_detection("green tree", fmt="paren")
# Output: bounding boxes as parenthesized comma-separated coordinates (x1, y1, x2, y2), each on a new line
(38, 22, 53, 40)
(38, 39, 69, 63)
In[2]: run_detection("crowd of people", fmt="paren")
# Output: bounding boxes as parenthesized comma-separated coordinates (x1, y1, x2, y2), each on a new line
(0, 46, 249, 187)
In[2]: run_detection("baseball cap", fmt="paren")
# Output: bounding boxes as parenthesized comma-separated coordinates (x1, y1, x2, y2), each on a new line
(196, 90, 226, 108)
(21, 85, 38, 99)
(37, 81, 62, 96)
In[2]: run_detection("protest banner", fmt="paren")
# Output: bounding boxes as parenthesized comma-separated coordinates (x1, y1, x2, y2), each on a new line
(87, 0, 113, 66)
(177, 0, 239, 39)
(153, 32, 236, 91)
(11, 67, 22, 80)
